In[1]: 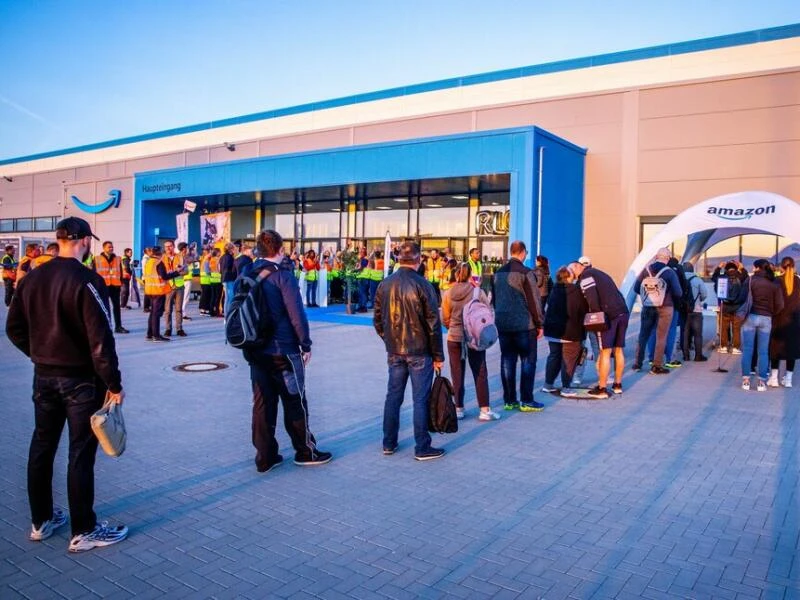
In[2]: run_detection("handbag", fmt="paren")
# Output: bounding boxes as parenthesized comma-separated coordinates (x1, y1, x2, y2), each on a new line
(91, 393, 127, 457)
(583, 311, 608, 332)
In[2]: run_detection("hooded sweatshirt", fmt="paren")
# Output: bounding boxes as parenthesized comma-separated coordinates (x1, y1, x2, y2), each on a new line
(441, 282, 490, 342)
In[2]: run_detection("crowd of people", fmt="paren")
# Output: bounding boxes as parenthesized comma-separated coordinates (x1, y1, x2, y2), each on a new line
(4, 215, 800, 554)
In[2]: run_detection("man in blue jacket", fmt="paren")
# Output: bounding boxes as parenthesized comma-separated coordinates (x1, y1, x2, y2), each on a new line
(633, 248, 683, 375)
(243, 230, 332, 473)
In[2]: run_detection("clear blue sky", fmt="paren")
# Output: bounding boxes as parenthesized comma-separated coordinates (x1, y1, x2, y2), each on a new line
(1, 0, 798, 161)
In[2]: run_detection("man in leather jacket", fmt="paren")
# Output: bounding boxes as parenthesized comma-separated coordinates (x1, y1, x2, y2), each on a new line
(373, 241, 446, 461)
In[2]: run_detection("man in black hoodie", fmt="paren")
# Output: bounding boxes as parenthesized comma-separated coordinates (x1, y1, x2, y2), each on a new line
(6, 217, 128, 553)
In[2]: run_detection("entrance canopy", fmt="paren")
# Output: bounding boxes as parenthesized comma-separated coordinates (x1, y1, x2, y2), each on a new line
(621, 191, 800, 308)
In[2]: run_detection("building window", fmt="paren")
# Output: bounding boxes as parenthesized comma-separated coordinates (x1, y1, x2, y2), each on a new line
(35, 216, 56, 231)
(15, 218, 33, 232)
(0, 219, 13, 232)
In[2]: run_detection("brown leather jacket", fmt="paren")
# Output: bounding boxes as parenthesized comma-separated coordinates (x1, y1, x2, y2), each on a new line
(373, 267, 444, 361)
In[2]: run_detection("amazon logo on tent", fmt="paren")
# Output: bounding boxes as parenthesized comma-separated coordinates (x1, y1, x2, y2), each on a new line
(706, 205, 775, 221)
(71, 189, 122, 214)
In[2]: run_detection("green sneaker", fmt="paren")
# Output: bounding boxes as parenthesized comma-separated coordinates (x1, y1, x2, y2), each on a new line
(519, 401, 545, 412)
(503, 402, 520, 411)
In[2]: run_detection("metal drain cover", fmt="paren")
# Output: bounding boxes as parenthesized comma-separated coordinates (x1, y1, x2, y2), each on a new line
(173, 362, 229, 373)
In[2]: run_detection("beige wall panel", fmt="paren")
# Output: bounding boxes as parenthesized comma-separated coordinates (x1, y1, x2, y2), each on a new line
(476, 93, 624, 131)
(640, 140, 800, 182)
(638, 177, 800, 215)
(209, 141, 259, 163)
(108, 162, 126, 178)
(0, 189, 34, 218)
(32, 170, 74, 187)
(353, 112, 473, 145)
(548, 122, 622, 154)
(124, 153, 185, 176)
(639, 104, 800, 151)
(32, 183, 63, 217)
(639, 71, 800, 119)
(259, 129, 352, 157)
(585, 153, 623, 186)
(185, 149, 210, 166)
(75, 164, 108, 182)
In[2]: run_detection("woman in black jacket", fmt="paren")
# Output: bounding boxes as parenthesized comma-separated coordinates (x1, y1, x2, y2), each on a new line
(741, 259, 784, 392)
(542, 266, 589, 396)
(768, 257, 800, 388)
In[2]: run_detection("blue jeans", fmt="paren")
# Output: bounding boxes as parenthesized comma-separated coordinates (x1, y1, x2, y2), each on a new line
(383, 354, 433, 454)
(498, 330, 538, 405)
(306, 279, 318, 306)
(647, 306, 679, 362)
(741, 314, 772, 379)
(29, 374, 105, 536)
(358, 278, 370, 310)
(223, 281, 236, 317)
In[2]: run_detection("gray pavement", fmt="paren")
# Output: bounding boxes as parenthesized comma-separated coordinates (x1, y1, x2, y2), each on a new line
(1, 300, 799, 599)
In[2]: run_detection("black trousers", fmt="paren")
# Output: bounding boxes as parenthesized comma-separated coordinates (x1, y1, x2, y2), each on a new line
(29, 373, 105, 536)
(146, 294, 165, 337)
(545, 341, 583, 387)
(682, 312, 704, 360)
(107, 286, 122, 329)
(446, 340, 489, 408)
(209, 284, 222, 316)
(4, 278, 15, 306)
(199, 284, 210, 312)
(250, 354, 318, 470)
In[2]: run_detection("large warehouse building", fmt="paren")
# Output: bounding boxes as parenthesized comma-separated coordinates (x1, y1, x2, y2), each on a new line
(0, 24, 798, 280)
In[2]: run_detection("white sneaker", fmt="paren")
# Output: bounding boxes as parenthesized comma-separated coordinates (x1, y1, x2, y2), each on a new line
(731, 348, 743, 355)
(718, 347, 729, 354)
(68, 522, 128, 553)
(541, 385, 558, 393)
(767, 373, 780, 387)
(560, 388, 579, 398)
(757, 380, 767, 392)
(741, 378, 751, 391)
(782, 374, 793, 388)
(30, 508, 68, 541)
(571, 377, 582, 386)
(478, 410, 501, 421)
(455, 408, 465, 420)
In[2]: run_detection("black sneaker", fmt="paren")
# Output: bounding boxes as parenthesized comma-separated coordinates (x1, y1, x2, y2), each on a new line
(182, 315, 193, 321)
(414, 447, 445, 461)
(114, 327, 129, 334)
(664, 360, 682, 368)
(151, 336, 171, 343)
(294, 450, 333, 466)
(176, 330, 187, 337)
(586, 386, 610, 399)
(611, 382, 623, 395)
(256, 455, 284, 473)
(145, 336, 154, 342)
(382, 446, 398, 456)
(519, 401, 545, 412)
(631, 363, 642, 372)
(650, 365, 670, 375)
(694, 356, 708, 362)
(163, 329, 172, 337)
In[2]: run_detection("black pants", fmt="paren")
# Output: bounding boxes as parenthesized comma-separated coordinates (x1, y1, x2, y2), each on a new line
(146, 294, 165, 337)
(771, 358, 796, 371)
(107, 286, 122, 329)
(545, 341, 583, 387)
(29, 373, 105, 536)
(209, 284, 222, 316)
(143, 294, 151, 311)
(4, 278, 15, 306)
(250, 354, 318, 470)
(446, 340, 489, 409)
(199, 284, 210, 312)
(682, 312, 704, 360)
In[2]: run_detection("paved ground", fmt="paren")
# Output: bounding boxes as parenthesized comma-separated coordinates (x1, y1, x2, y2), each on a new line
(1, 299, 799, 599)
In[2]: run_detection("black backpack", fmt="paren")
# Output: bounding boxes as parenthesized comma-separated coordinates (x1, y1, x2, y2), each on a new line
(225, 263, 279, 349)
(428, 373, 458, 434)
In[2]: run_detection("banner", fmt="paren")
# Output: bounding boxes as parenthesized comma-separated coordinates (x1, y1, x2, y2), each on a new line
(176, 213, 189, 245)
(200, 212, 231, 247)
(183, 200, 197, 213)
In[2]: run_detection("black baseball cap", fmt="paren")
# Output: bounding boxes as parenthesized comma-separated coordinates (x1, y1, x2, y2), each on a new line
(55, 217, 99, 241)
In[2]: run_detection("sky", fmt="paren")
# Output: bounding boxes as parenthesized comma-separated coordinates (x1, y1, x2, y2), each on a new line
(0, 0, 798, 162)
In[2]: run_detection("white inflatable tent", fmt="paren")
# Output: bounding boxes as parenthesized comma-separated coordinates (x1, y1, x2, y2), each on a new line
(620, 191, 800, 309)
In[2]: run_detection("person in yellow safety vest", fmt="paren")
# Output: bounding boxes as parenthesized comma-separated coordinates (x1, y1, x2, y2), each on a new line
(369, 251, 385, 308)
(467, 247, 483, 288)
(16, 243, 41, 284)
(94, 241, 129, 334)
(425, 249, 445, 303)
(208, 248, 223, 317)
(2, 244, 18, 307)
(198, 247, 212, 314)
(354, 248, 370, 312)
(162, 240, 188, 337)
(303, 249, 321, 307)
(141, 247, 153, 313)
(31, 242, 58, 268)
(439, 258, 458, 293)
(143, 245, 182, 341)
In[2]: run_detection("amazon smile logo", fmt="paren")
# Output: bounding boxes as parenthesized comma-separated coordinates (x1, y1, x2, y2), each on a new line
(71, 189, 122, 214)
(707, 205, 775, 221)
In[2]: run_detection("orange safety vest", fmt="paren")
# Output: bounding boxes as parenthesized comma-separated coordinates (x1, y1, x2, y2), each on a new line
(16, 256, 34, 282)
(143, 258, 171, 296)
(162, 253, 184, 288)
(31, 254, 55, 269)
(94, 253, 122, 287)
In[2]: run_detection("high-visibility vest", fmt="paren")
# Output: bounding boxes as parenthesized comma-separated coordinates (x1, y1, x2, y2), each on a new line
(83, 254, 94, 269)
(357, 266, 371, 280)
(16, 256, 34, 282)
(143, 258, 170, 296)
(370, 259, 384, 282)
(1, 254, 18, 280)
(163, 254, 184, 288)
(199, 256, 210, 285)
(426, 257, 444, 283)
(440, 267, 453, 291)
(304, 259, 318, 282)
(468, 258, 483, 286)
(94, 253, 122, 287)
(32, 254, 55, 269)
(209, 256, 222, 284)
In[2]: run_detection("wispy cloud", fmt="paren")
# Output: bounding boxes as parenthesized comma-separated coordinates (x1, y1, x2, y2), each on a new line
(0, 94, 61, 130)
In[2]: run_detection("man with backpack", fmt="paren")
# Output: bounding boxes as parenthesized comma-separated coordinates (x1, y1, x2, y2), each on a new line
(373, 241, 446, 461)
(633, 248, 684, 375)
(646, 256, 689, 368)
(237, 229, 332, 473)
(681, 262, 708, 361)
